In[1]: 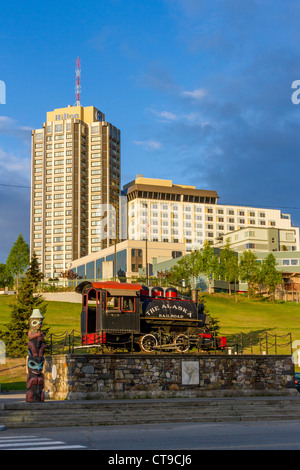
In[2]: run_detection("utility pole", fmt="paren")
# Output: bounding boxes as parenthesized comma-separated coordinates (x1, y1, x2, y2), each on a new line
(145, 222, 149, 284)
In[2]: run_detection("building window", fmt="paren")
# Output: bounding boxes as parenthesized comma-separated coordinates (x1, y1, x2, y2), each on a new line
(55, 124, 63, 133)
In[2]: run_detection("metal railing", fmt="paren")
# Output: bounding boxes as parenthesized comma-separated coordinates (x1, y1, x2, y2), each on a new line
(47, 330, 225, 355)
(47, 330, 293, 356)
(226, 332, 293, 356)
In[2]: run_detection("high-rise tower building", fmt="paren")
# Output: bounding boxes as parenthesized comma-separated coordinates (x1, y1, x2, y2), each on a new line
(30, 104, 121, 279)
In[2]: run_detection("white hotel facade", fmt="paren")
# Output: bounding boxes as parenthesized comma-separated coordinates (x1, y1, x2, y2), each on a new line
(123, 176, 299, 252)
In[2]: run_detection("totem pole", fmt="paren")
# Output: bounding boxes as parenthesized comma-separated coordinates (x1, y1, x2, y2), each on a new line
(26, 309, 45, 402)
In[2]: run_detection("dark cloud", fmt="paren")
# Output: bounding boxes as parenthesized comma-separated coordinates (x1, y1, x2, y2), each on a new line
(0, 116, 31, 262)
(0, 186, 30, 263)
(134, 1, 300, 230)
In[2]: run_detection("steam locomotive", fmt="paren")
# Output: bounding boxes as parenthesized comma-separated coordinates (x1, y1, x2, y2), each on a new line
(75, 281, 227, 353)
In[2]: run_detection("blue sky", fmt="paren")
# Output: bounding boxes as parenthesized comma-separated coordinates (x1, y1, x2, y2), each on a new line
(1, 0, 300, 263)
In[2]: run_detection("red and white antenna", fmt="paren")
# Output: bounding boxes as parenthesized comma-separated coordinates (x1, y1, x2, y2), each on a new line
(75, 57, 81, 106)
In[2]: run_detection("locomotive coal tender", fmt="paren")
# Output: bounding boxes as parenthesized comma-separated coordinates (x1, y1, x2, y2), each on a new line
(75, 281, 226, 353)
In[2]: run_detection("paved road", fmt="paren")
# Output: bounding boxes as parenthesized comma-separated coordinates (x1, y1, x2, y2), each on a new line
(1, 420, 300, 451)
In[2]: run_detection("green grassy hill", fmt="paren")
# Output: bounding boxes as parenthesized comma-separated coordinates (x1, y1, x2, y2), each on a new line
(1, 292, 299, 390)
(0, 292, 299, 352)
(206, 293, 300, 337)
(0, 295, 81, 335)
(206, 293, 300, 357)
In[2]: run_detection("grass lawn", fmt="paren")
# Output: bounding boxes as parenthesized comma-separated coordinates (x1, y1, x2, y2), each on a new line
(0, 294, 82, 334)
(207, 293, 300, 338)
(206, 293, 300, 357)
(0, 357, 26, 391)
(1, 292, 300, 389)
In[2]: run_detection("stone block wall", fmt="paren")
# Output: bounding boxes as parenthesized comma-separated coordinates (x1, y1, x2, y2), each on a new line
(44, 353, 296, 400)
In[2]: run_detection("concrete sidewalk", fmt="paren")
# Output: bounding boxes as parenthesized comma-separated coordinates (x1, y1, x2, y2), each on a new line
(0, 392, 26, 404)
(0, 391, 299, 404)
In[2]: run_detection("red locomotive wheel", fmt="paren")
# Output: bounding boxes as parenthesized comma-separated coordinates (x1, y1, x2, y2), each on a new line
(139, 334, 158, 352)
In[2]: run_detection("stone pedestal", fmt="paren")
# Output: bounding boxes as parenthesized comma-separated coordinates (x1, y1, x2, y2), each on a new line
(44, 353, 296, 400)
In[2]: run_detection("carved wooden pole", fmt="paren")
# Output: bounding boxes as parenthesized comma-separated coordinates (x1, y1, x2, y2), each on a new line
(26, 309, 45, 402)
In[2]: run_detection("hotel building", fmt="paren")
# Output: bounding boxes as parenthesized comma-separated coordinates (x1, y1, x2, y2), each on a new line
(68, 176, 300, 283)
(30, 104, 121, 279)
(123, 176, 299, 252)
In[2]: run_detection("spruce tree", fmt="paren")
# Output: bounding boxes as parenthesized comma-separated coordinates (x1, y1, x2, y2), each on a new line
(197, 289, 220, 335)
(0, 265, 48, 358)
(27, 252, 44, 290)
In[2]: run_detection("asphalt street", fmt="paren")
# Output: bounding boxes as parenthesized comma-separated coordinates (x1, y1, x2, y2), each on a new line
(1, 420, 300, 451)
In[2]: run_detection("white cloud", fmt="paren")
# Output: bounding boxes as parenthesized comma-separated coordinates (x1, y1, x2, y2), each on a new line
(133, 140, 162, 150)
(0, 115, 31, 145)
(150, 109, 177, 121)
(182, 88, 207, 99)
(0, 115, 31, 132)
(0, 147, 30, 180)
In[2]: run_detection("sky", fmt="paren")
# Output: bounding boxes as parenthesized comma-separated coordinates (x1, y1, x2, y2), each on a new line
(1, 0, 300, 263)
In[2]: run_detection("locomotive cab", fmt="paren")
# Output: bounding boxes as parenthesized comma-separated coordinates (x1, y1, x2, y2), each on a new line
(75, 281, 143, 346)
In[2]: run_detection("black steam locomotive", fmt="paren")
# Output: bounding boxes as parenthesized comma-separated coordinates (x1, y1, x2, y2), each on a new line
(75, 281, 227, 353)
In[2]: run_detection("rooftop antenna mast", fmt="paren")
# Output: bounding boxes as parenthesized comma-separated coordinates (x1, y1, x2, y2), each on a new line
(75, 57, 81, 106)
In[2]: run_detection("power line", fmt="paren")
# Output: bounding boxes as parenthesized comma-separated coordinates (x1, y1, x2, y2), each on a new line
(0, 183, 31, 189)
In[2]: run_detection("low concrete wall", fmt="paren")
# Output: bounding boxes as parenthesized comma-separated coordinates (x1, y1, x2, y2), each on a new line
(44, 353, 296, 400)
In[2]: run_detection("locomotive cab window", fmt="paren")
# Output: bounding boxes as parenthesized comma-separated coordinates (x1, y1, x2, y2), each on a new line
(106, 295, 121, 312)
(87, 306, 96, 333)
(122, 296, 135, 312)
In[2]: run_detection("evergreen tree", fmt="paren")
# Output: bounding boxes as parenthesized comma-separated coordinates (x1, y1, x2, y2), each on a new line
(27, 252, 44, 289)
(0, 265, 48, 358)
(197, 290, 220, 335)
